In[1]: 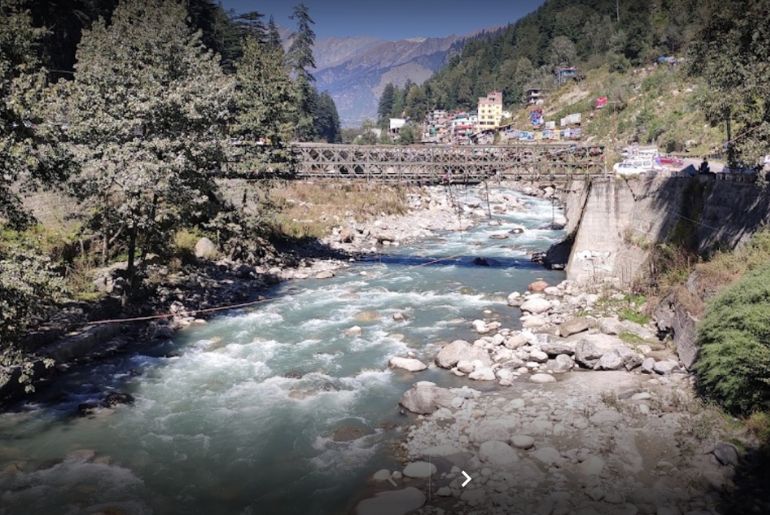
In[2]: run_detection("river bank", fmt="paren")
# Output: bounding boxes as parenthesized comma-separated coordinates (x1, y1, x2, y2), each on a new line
(355, 275, 747, 514)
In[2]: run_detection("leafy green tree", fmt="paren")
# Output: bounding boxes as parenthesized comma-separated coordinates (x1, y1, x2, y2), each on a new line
(1, 0, 67, 357)
(549, 36, 577, 68)
(689, 0, 770, 168)
(1, 0, 68, 228)
(405, 84, 429, 120)
(60, 0, 233, 297)
(233, 35, 296, 168)
(398, 124, 417, 145)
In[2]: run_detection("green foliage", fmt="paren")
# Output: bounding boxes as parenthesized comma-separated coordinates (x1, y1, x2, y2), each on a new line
(413, 0, 699, 116)
(233, 35, 296, 166)
(688, 0, 770, 167)
(619, 307, 650, 325)
(60, 0, 232, 293)
(695, 264, 770, 414)
(0, 242, 65, 346)
(0, 0, 69, 228)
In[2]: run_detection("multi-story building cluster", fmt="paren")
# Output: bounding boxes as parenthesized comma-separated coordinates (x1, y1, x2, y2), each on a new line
(420, 89, 584, 145)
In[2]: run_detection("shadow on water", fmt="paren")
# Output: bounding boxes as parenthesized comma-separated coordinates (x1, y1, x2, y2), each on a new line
(359, 253, 544, 269)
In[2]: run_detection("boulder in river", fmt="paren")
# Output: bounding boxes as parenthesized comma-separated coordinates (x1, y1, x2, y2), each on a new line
(389, 357, 427, 372)
(435, 340, 490, 369)
(520, 296, 552, 314)
(399, 381, 455, 414)
(528, 280, 549, 293)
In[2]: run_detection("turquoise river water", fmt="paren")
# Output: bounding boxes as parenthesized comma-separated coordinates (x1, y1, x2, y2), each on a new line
(0, 189, 565, 515)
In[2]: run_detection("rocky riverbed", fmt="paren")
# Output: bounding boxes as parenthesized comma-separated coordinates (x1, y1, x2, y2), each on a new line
(355, 277, 745, 515)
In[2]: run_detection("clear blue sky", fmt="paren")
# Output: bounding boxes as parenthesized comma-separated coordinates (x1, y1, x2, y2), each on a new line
(220, 0, 545, 40)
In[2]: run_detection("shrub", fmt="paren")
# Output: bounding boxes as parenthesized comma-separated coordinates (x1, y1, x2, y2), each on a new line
(695, 264, 770, 414)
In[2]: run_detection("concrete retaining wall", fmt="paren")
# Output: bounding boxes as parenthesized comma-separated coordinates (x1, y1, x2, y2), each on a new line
(564, 173, 770, 286)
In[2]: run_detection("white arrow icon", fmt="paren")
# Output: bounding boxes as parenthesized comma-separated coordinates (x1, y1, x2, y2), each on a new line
(461, 470, 472, 488)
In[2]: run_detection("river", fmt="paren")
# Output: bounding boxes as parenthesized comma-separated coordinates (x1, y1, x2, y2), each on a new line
(0, 189, 565, 515)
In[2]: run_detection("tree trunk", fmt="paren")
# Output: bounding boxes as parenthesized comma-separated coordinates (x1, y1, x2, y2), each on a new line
(123, 224, 138, 307)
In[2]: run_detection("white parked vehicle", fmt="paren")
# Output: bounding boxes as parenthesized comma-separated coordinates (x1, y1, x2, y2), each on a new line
(613, 157, 662, 175)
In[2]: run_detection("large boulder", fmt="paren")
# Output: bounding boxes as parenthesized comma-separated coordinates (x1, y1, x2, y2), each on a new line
(403, 461, 436, 479)
(436, 340, 490, 369)
(478, 441, 519, 468)
(528, 280, 549, 293)
(539, 340, 576, 356)
(194, 237, 218, 259)
(389, 357, 428, 372)
(520, 296, 552, 314)
(594, 350, 624, 370)
(399, 381, 455, 414)
(507, 292, 523, 307)
(551, 354, 575, 373)
(559, 318, 592, 337)
(575, 340, 604, 368)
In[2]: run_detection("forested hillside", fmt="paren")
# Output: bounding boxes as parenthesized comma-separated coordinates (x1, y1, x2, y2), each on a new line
(421, 0, 699, 111)
(383, 0, 768, 167)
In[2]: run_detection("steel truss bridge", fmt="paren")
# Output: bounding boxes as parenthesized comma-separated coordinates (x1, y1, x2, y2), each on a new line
(226, 143, 606, 184)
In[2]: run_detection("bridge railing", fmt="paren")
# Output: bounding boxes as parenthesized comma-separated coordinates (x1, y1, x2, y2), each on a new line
(222, 142, 606, 183)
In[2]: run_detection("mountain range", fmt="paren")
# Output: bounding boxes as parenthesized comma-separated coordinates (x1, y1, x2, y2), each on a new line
(310, 35, 465, 127)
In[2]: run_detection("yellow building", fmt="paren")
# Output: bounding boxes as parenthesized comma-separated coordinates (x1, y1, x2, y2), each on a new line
(477, 91, 503, 130)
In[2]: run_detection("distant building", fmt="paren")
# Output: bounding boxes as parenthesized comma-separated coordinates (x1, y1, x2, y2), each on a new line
(477, 91, 503, 130)
(389, 118, 406, 135)
(555, 67, 579, 85)
(526, 88, 545, 105)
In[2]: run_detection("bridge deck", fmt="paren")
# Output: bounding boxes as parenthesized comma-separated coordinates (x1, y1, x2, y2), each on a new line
(227, 143, 607, 183)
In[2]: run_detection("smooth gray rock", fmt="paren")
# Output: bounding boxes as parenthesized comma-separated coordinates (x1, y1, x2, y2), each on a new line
(511, 435, 535, 449)
(389, 357, 427, 372)
(479, 441, 519, 467)
(530, 373, 556, 384)
(403, 461, 437, 478)
(713, 442, 740, 466)
(399, 381, 455, 414)
(559, 318, 592, 337)
(551, 354, 575, 373)
(436, 340, 491, 369)
(540, 340, 576, 356)
(653, 360, 680, 375)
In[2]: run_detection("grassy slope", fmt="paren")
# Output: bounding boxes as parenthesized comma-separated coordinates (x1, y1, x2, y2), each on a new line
(508, 64, 723, 162)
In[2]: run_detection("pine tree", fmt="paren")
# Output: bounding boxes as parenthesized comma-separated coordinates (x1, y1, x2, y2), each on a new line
(267, 15, 282, 52)
(60, 0, 233, 298)
(234, 35, 296, 165)
(313, 92, 341, 143)
(288, 3, 318, 141)
(378, 83, 396, 126)
(287, 3, 315, 83)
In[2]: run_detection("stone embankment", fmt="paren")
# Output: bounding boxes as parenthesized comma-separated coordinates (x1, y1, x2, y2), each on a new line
(358, 276, 743, 515)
